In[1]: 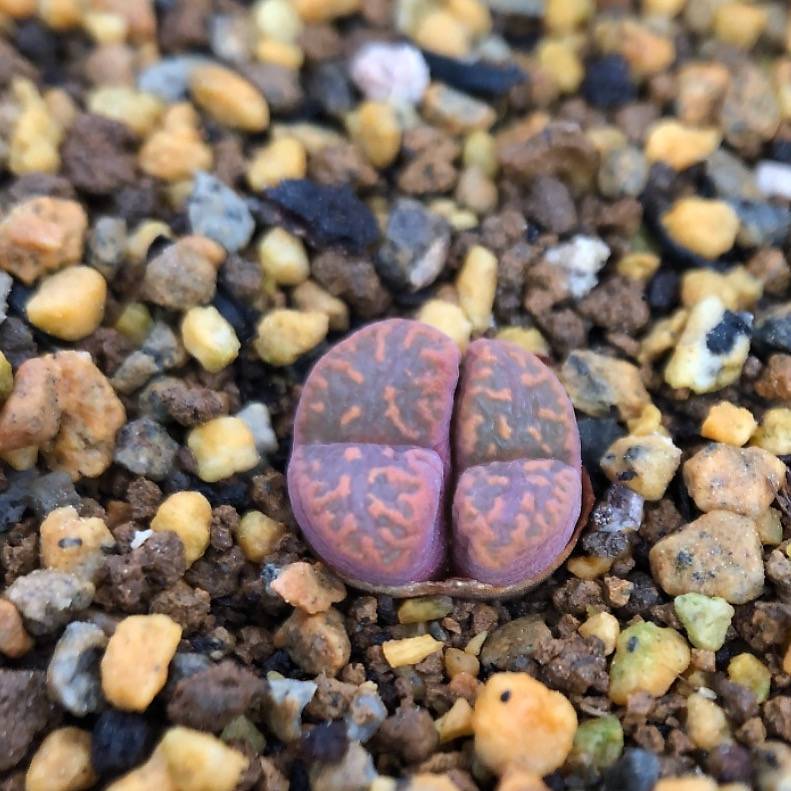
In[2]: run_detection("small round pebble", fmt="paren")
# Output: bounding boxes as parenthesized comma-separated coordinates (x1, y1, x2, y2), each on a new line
(100, 614, 182, 712)
(472, 672, 577, 776)
(187, 416, 260, 483)
(26, 727, 96, 791)
(91, 710, 155, 778)
(150, 491, 211, 567)
(26, 265, 107, 341)
(673, 593, 735, 651)
(608, 622, 690, 705)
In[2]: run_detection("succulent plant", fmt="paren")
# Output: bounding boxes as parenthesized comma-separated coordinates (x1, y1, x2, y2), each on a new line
(288, 318, 590, 598)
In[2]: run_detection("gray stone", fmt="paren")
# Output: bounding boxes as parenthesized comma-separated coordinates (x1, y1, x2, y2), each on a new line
(706, 149, 760, 200)
(732, 200, 791, 248)
(6, 570, 94, 636)
(142, 242, 218, 310)
(47, 621, 107, 716)
(375, 199, 450, 292)
(265, 677, 317, 742)
(236, 402, 277, 454)
(480, 616, 551, 671)
(188, 172, 255, 253)
(88, 216, 127, 280)
(0, 270, 12, 324)
(113, 417, 178, 481)
(138, 55, 213, 102)
(345, 685, 387, 743)
(28, 471, 80, 519)
(598, 146, 648, 199)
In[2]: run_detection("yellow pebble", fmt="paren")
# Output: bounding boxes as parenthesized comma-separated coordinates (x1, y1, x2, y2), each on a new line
(247, 137, 307, 191)
(1, 445, 37, 470)
(26, 727, 97, 791)
(436, 697, 475, 743)
(413, 9, 471, 57)
(291, 280, 349, 333)
(681, 266, 762, 310)
(181, 306, 240, 373)
(472, 672, 577, 776)
(115, 302, 153, 346)
(463, 130, 498, 177)
(382, 634, 443, 668)
(88, 86, 164, 137)
(713, 2, 766, 50)
(643, 0, 686, 16)
(258, 227, 310, 286)
(755, 508, 783, 545)
(254, 309, 329, 366)
(783, 643, 791, 675)
(347, 101, 401, 169)
(40, 505, 115, 579)
(751, 408, 791, 455)
(645, 119, 721, 170)
(457, 245, 497, 332)
(626, 403, 665, 436)
(150, 491, 212, 567)
(398, 596, 454, 624)
(567, 555, 613, 580)
(139, 104, 213, 182)
(445, 646, 481, 678)
(447, 0, 491, 35)
(661, 198, 740, 259)
(187, 417, 260, 483)
(105, 747, 174, 791)
(537, 39, 584, 94)
(159, 727, 248, 791)
(728, 653, 771, 703)
(619, 20, 675, 78)
(101, 614, 182, 711)
(190, 64, 269, 132)
(38, 0, 83, 29)
(545, 0, 593, 33)
(0, 0, 35, 17)
(235, 510, 286, 563)
(253, 0, 303, 42)
(617, 252, 661, 281)
(26, 266, 107, 341)
(292, 0, 360, 23)
(416, 299, 472, 351)
(686, 692, 730, 750)
(654, 778, 718, 791)
(82, 10, 128, 44)
(579, 612, 620, 655)
(701, 402, 757, 446)
(0, 352, 12, 401)
(466, 630, 488, 656)
(126, 220, 174, 262)
(9, 78, 63, 176)
(496, 327, 550, 356)
(256, 38, 304, 70)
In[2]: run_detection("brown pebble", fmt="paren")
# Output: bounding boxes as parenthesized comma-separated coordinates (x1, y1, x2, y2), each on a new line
(650, 510, 764, 604)
(274, 607, 351, 677)
(0, 599, 33, 658)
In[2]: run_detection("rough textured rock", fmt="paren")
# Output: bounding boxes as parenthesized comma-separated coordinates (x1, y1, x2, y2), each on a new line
(650, 511, 764, 604)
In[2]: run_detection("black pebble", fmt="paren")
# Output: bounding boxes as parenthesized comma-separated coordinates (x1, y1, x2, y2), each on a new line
(577, 417, 624, 475)
(602, 748, 661, 791)
(646, 269, 680, 314)
(266, 180, 380, 253)
(91, 710, 155, 778)
(300, 721, 349, 764)
(581, 55, 636, 109)
(705, 310, 752, 355)
(770, 141, 791, 164)
(422, 50, 526, 96)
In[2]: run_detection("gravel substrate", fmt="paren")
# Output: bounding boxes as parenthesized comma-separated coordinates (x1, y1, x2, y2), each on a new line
(1, 0, 791, 789)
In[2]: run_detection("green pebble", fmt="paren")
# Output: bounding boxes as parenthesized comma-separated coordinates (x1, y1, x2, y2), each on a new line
(673, 592, 735, 651)
(571, 715, 624, 769)
(221, 715, 266, 754)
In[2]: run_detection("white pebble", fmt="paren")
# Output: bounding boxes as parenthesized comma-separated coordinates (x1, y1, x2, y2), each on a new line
(544, 235, 610, 299)
(349, 42, 430, 104)
(755, 160, 791, 201)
